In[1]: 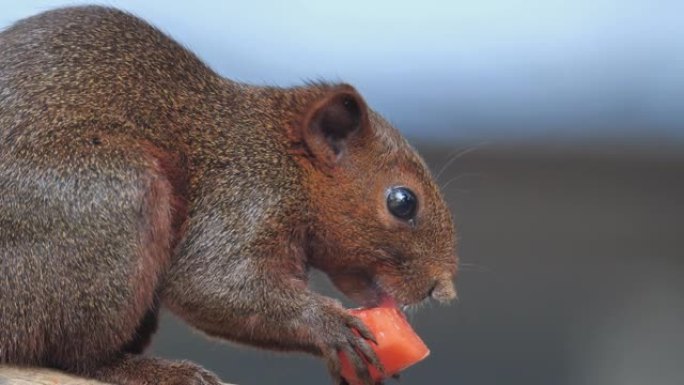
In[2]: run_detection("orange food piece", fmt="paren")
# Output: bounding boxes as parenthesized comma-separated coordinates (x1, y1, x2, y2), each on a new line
(339, 307, 430, 384)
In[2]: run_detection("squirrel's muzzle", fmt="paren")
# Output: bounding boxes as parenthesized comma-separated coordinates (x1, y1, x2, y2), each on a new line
(430, 277, 457, 303)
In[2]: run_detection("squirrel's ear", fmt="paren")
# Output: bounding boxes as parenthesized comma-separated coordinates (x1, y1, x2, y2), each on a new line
(302, 88, 367, 167)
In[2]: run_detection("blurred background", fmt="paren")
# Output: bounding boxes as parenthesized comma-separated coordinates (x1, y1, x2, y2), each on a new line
(2, 1, 682, 384)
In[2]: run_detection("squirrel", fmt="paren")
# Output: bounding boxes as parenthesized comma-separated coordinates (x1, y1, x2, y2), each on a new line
(0, 6, 458, 385)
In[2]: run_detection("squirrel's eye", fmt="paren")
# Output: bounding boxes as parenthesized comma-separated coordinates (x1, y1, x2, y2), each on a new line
(386, 186, 418, 221)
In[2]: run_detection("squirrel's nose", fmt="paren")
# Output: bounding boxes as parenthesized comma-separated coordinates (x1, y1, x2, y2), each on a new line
(429, 278, 457, 303)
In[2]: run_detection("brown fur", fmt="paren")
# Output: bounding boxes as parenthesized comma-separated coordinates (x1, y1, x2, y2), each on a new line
(0, 6, 457, 385)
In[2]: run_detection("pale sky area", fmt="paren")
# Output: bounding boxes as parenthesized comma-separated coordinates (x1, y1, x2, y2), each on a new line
(1, 0, 683, 141)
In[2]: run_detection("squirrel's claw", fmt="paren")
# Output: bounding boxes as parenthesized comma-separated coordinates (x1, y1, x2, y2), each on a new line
(349, 333, 385, 375)
(312, 299, 384, 385)
(340, 343, 374, 385)
(345, 315, 378, 345)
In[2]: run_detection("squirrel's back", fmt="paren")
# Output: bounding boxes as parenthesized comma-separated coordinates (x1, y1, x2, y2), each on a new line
(0, 6, 222, 145)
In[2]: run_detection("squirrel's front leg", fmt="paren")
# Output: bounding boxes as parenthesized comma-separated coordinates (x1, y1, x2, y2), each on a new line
(162, 256, 383, 385)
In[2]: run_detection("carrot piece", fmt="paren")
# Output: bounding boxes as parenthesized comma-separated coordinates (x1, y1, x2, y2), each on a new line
(339, 307, 430, 384)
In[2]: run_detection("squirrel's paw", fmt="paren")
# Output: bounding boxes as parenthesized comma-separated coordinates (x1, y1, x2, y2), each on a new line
(308, 298, 385, 385)
(93, 355, 222, 385)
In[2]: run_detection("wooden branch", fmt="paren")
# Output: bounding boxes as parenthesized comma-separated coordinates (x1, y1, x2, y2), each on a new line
(0, 366, 244, 385)
(0, 366, 239, 385)
(0, 367, 112, 385)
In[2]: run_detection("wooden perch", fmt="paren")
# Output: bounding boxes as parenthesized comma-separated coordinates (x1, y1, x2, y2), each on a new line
(0, 367, 237, 385)
(0, 367, 112, 385)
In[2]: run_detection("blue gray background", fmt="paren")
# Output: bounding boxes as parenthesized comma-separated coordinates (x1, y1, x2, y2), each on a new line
(1, 2, 682, 385)
(2, 0, 684, 142)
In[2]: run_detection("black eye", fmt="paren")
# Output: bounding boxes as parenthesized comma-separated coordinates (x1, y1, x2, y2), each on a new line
(386, 186, 418, 221)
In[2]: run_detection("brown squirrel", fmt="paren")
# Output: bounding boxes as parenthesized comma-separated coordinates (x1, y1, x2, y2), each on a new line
(0, 6, 457, 385)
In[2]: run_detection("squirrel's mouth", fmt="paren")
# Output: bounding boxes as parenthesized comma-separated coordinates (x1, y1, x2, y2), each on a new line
(327, 270, 402, 308)
(355, 281, 427, 317)
(326, 269, 427, 313)
(329, 270, 455, 316)
(366, 280, 401, 308)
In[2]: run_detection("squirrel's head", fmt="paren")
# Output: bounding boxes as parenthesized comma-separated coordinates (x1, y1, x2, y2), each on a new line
(294, 84, 457, 308)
